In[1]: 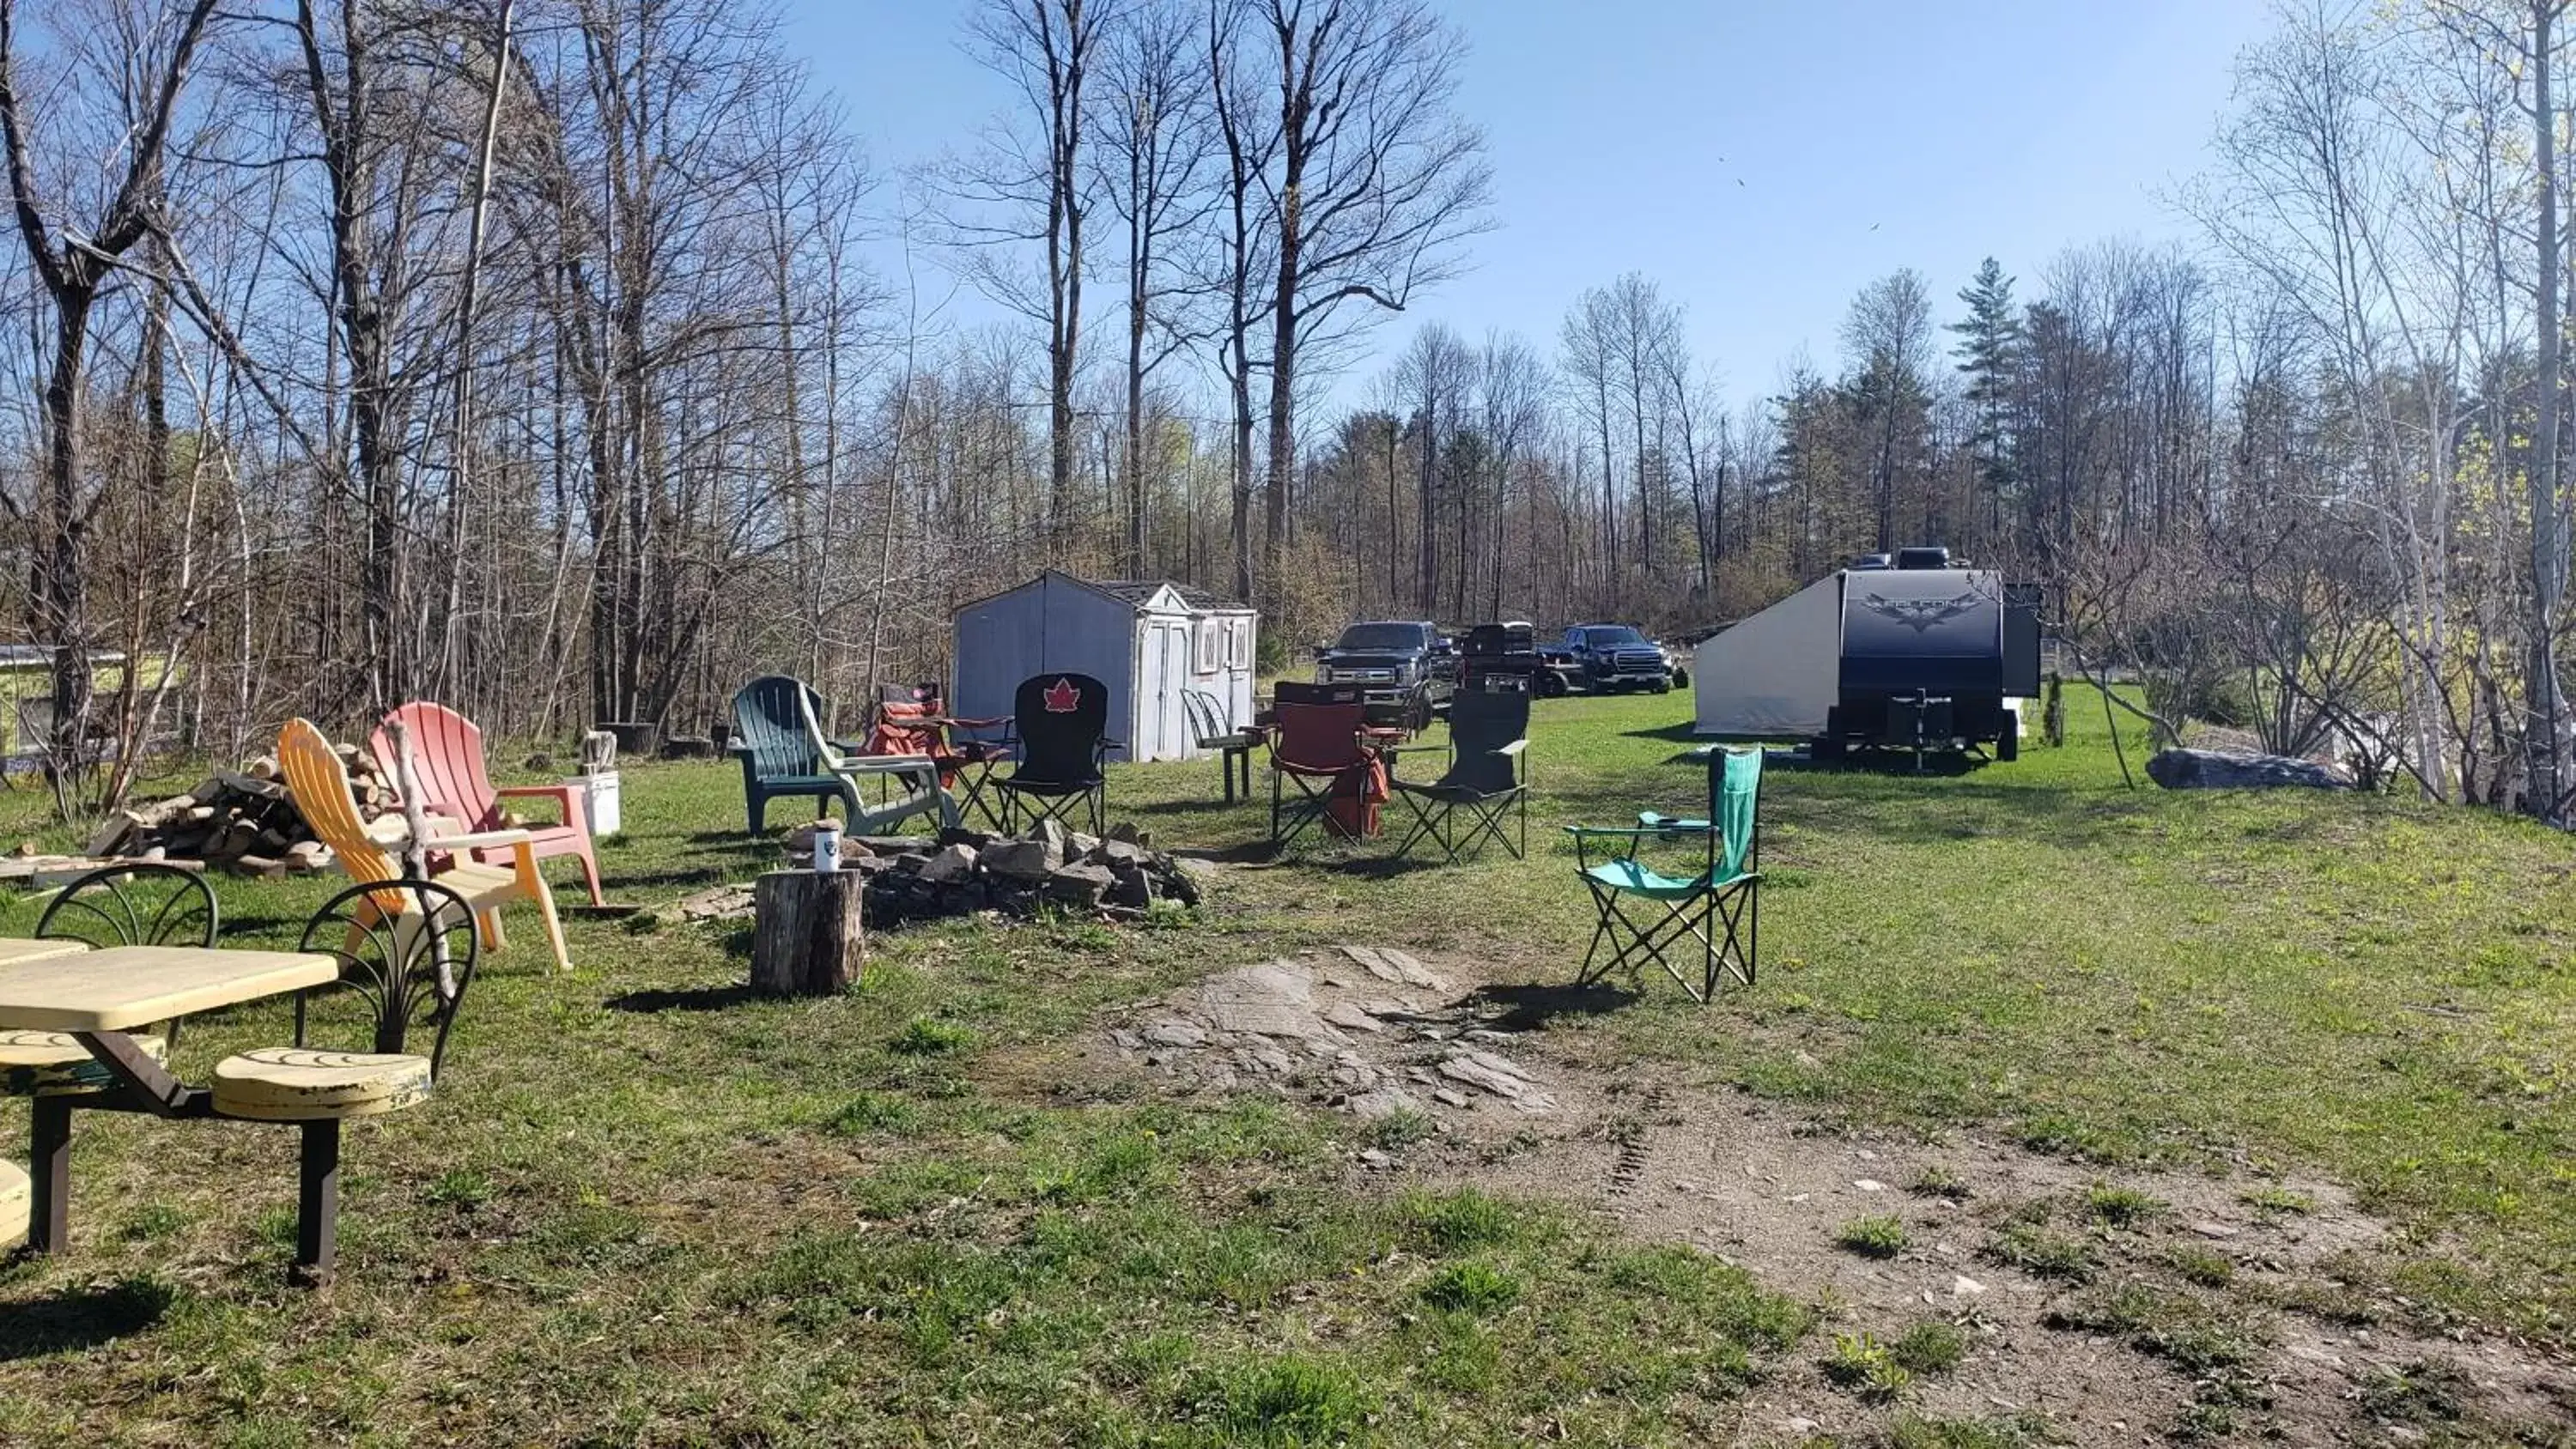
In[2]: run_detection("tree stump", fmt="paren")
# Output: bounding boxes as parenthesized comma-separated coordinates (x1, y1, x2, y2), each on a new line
(598, 721, 661, 760)
(750, 870, 866, 997)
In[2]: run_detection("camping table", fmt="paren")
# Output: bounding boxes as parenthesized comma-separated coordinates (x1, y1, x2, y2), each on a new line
(0, 944, 339, 1258)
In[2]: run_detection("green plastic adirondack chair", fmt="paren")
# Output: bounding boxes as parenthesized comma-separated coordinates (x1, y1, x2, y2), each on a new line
(1564, 746, 1764, 1003)
(731, 676, 859, 834)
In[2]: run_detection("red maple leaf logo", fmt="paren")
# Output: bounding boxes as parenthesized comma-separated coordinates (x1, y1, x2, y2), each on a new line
(1042, 677, 1081, 712)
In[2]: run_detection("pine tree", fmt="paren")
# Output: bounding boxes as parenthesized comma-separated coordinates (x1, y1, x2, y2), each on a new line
(1949, 258, 2025, 545)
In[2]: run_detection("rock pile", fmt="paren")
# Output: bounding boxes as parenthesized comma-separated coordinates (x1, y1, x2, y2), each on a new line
(2147, 748, 2352, 791)
(89, 745, 396, 878)
(783, 816, 1212, 925)
(1108, 946, 1558, 1121)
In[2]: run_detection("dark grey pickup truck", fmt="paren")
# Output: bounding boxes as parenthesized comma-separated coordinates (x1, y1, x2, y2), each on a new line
(1314, 620, 1456, 706)
(1560, 623, 1672, 694)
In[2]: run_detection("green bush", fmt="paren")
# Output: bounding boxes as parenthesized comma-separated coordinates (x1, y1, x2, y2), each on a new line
(1834, 1215, 1909, 1258)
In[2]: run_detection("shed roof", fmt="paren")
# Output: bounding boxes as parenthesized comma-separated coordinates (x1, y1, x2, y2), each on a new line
(1093, 579, 1252, 613)
(953, 570, 1253, 618)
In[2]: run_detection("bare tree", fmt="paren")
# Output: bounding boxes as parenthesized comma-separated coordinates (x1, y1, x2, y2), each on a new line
(0, 0, 220, 799)
(1204, 0, 1271, 601)
(1250, 0, 1490, 602)
(950, 0, 1116, 552)
(1097, 0, 1213, 575)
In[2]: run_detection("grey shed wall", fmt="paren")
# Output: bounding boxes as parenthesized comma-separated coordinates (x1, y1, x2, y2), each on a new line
(952, 575, 1141, 761)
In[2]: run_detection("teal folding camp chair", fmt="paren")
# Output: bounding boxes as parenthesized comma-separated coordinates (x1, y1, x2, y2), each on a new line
(1564, 747, 1763, 1003)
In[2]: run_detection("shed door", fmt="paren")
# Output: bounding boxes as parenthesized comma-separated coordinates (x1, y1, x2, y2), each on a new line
(1145, 620, 1193, 761)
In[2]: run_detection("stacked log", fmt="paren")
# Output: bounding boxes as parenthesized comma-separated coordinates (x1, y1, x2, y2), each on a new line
(90, 743, 397, 878)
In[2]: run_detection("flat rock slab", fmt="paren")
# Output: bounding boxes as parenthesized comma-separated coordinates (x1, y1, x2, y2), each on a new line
(1194, 961, 1344, 1043)
(677, 885, 756, 922)
(1338, 944, 1449, 991)
(1104, 947, 1552, 1117)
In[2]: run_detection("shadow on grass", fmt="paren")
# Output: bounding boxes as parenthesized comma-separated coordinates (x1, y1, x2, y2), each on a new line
(605, 984, 761, 1013)
(1166, 841, 1282, 865)
(609, 864, 754, 891)
(0, 1276, 176, 1360)
(216, 913, 306, 940)
(1461, 980, 1641, 1032)
(1770, 748, 1986, 779)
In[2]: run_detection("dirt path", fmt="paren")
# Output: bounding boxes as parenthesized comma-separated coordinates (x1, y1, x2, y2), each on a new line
(1084, 945, 2576, 1446)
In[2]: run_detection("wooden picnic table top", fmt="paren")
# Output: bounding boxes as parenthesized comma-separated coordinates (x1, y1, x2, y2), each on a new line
(0, 945, 338, 1033)
(0, 938, 92, 967)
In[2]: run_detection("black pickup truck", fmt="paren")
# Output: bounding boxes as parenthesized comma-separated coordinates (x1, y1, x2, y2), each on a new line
(1559, 623, 1673, 694)
(1314, 620, 1456, 706)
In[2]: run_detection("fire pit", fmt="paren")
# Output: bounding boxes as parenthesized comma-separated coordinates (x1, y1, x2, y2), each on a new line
(784, 817, 1208, 926)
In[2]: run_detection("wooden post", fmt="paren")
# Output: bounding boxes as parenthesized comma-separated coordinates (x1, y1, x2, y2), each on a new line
(751, 869, 866, 997)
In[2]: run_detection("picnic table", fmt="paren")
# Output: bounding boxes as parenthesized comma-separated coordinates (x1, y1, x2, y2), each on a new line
(1, 944, 340, 1270)
(0, 937, 93, 967)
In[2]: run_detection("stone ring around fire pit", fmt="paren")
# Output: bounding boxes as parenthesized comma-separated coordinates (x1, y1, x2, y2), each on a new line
(782, 816, 1212, 926)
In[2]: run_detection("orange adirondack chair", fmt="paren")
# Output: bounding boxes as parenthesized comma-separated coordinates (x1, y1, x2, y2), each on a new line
(279, 718, 571, 973)
(369, 701, 605, 906)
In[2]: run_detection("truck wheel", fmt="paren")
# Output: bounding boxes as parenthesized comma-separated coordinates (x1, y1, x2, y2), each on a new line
(1649, 678, 1670, 694)
(1996, 728, 2020, 762)
(1539, 672, 1568, 698)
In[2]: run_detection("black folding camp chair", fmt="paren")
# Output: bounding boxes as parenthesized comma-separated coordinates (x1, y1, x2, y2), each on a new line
(1564, 747, 1764, 1003)
(991, 673, 1115, 834)
(1390, 686, 1529, 862)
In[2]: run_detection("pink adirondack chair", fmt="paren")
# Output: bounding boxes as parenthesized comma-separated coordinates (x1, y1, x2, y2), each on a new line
(370, 702, 606, 907)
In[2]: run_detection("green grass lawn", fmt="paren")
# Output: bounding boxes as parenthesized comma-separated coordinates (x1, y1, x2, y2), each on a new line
(0, 688, 2570, 1446)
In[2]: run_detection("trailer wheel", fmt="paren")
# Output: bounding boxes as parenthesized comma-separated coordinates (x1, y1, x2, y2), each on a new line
(1996, 728, 2020, 762)
(1814, 708, 1846, 761)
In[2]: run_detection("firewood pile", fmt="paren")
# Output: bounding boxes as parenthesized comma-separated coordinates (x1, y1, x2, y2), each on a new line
(87, 743, 395, 879)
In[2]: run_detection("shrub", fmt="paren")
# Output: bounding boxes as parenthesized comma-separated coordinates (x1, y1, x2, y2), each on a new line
(828, 1090, 920, 1136)
(1835, 1215, 1909, 1258)
(2085, 1182, 2167, 1227)
(1420, 1261, 1521, 1316)
(890, 1017, 977, 1055)
(1820, 1331, 1912, 1401)
(1984, 1223, 2095, 1282)
(1890, 1319, 1968, 1374)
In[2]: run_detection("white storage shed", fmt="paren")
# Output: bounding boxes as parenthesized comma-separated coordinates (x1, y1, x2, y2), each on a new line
(951, 571, 1258, 763)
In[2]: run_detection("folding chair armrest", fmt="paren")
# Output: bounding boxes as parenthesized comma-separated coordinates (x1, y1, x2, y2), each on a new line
(1563, 824, 1713, 839)
(495, 784, 580, 827)
(1498, 738, 1529, 755)
(414, 827, 536, 852)
(837, 753, 938, 776)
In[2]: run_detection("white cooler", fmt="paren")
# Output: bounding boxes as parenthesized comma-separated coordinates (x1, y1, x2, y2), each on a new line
(566, 771, 622, 836)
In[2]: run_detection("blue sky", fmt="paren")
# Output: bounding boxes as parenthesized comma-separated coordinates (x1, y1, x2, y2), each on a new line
(781, 0, 2279, 406)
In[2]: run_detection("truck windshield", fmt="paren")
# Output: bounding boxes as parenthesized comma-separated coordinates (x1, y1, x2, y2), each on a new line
(1333, 623, 1428, 651)
(1583, 627, 1648, 647)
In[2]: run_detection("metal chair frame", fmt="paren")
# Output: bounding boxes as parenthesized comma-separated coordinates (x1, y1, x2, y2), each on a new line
(1565, 749, 1763, 1003)
(33, 862, 219, 1048)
